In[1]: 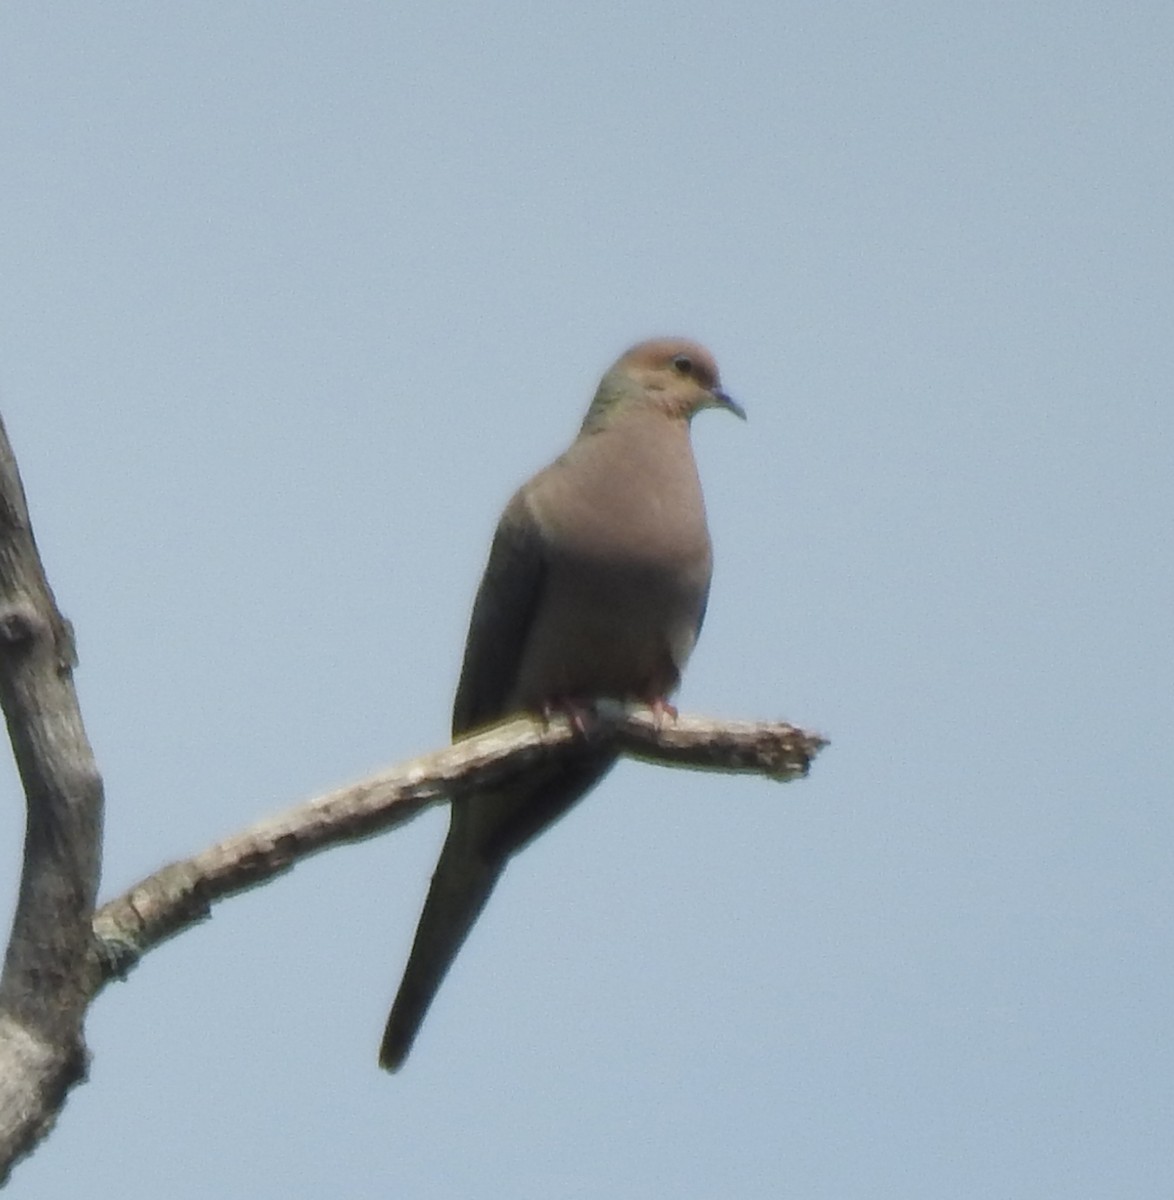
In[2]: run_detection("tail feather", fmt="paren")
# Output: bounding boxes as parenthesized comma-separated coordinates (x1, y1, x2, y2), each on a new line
(380, 751, 616, 1072)
(379, 834, 501, 1072)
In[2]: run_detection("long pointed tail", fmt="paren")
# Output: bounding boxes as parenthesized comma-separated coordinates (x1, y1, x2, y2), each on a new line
(380, 751, 616, 1071)
(379, 834, 502, 1072)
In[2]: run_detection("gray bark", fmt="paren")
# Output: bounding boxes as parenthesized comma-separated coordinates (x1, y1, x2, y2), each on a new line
(0, 412, 826, 1184)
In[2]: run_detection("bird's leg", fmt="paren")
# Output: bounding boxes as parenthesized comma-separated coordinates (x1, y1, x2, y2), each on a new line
(540, 696, 599, 738)
(646, 695, 679, 729)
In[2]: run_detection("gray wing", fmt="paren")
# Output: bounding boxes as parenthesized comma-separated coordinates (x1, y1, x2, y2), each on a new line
(452, 489, 547, 737)
(380, 489, 561, 1070)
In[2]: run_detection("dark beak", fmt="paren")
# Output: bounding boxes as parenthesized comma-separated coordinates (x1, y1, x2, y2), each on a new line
(713, 389, 747, 420)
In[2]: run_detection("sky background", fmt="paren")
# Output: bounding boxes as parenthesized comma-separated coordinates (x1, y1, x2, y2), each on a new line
(1, 3, 1172, 1197)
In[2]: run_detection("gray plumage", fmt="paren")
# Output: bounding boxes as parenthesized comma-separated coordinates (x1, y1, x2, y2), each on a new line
(379, 338, 744, 1071)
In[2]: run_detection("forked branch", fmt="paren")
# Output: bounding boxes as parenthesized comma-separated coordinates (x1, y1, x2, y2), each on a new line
(0, 411, 827, 1183)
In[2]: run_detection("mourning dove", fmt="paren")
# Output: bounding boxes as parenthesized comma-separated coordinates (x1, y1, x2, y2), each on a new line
(379, 337, 745, 1071)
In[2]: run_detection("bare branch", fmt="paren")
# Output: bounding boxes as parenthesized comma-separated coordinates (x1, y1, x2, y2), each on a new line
(0, 409, 827, 1182)
(89, 704, 825, 989)
(598, 700, 826, 780)
(0, 416, 104, 1179)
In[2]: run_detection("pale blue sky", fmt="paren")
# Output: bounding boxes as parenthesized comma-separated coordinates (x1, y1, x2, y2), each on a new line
(2, 3, 1172, 1197)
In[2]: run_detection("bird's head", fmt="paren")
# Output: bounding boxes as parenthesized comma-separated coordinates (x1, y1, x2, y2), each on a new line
(582, 338, 746, 433)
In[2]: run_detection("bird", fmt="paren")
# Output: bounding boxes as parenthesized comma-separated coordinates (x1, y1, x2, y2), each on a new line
(378, 337, 745, 1071)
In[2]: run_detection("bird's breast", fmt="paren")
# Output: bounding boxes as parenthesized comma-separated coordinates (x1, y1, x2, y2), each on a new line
(511, 422, 713, 709)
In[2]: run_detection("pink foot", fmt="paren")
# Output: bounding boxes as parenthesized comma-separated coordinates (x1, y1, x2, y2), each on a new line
(541, 697, 598, 737)
(647, 696, 679, 729)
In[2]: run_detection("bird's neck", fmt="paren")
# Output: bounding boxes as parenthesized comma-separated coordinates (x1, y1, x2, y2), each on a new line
(577, 409, 699, 497)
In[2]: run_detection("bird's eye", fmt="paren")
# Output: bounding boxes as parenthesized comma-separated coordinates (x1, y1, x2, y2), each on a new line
(671, 354, 693, 375)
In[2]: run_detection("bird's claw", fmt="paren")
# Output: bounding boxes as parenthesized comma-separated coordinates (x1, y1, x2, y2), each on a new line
(541, 697, 599, 737)
(647, 696, 679, 729)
